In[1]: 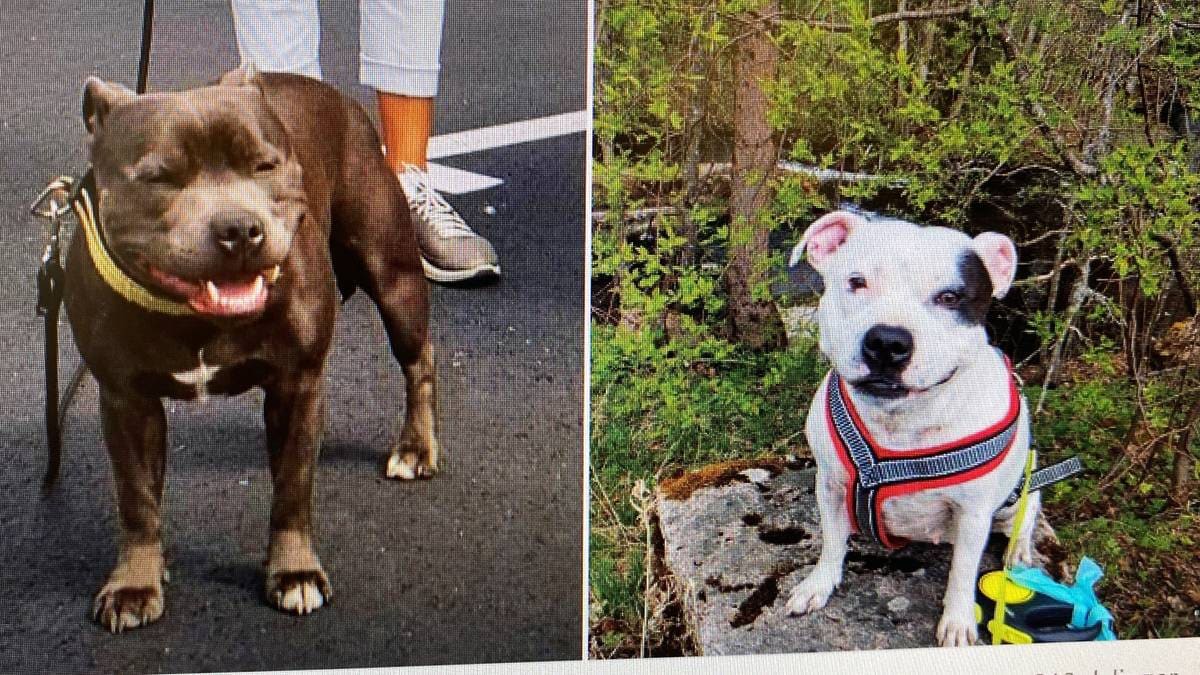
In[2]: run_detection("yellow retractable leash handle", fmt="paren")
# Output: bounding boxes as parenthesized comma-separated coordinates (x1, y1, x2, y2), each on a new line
(991, 447, 1035, 645)
(975, 448, 1106, 644)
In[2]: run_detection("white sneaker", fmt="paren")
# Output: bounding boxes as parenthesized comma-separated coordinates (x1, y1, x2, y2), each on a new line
(396, 165, 501, 283)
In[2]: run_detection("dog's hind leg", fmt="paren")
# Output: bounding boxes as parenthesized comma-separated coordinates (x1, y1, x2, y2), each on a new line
(385, 340, 439, 480)
(994, 489, 1041, 567)
(93, 387, 168, 633)
(332, 169, 439, 481)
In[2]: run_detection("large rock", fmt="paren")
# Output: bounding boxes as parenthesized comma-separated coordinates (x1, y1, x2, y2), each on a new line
(656, 461, 1007, 655)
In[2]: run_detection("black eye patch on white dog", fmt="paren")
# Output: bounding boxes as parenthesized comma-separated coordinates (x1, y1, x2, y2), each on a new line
(954, 251, 994, 325)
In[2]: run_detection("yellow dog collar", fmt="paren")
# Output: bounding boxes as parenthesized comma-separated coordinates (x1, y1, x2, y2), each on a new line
(73, 185, 194, 316)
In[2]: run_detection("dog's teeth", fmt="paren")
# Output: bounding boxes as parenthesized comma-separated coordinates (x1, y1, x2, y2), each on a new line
(252, 274, 264, 295)
(205, 280, 220, 303)
(265, 265, 281, 284)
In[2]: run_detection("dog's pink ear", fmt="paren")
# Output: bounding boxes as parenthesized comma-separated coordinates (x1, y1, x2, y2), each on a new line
(82, 77, 135, 135)
(789, 210, 866, 270)
(971, 232, 1018, 298)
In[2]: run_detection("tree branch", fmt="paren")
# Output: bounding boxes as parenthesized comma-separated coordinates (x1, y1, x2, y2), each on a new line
(994, 24, 1100, 177)
(1150, 233, 1198, 316)
(1012, 258, 1080, 288)
(805, 5, 973, 32)
(1153, 0, 1200, 29)
(1036, 258, 1093, 417)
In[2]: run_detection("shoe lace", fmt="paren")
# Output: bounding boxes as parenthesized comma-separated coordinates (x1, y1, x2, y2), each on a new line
(399, 165, 475, 237)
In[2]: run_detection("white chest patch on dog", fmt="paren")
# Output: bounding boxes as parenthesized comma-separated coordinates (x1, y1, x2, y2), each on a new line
(173, 350, 220, 399)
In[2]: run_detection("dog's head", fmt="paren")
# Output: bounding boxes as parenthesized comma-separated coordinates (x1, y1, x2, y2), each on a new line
(81, 66, 304, 319)
(790, 210, 1017, 403)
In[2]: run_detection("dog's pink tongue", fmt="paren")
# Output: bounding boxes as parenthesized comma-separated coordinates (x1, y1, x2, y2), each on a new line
(188, 276, 267, 317)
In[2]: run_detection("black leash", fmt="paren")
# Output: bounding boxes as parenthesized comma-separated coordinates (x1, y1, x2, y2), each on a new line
(136, 0, 155, 95)
(36, 0, 155, 491)
(32, 181, 70, 490)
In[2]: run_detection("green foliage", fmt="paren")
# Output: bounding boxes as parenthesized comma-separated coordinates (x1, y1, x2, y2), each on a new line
(589, 530, 645, 631)
(1035, 375, 1200, 638)
(1075, 142, 1200, 296)
(590, 323, 827, 652)
(592, 325, 824, 475)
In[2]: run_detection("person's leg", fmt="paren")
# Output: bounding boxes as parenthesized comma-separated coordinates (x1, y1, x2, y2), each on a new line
(361, 0, 500, 282)
(230, 0, 322, 78)
(376, 93, 434, 171)
(360, 0, 441, 172)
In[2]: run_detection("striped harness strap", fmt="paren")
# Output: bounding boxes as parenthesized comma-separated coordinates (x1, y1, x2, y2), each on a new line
(1003, 455, 1084, 507)
(824, 369, 1022, 549)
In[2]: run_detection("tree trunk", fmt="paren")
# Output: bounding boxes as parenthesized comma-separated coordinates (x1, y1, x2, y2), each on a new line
(724, 2, 785, 351)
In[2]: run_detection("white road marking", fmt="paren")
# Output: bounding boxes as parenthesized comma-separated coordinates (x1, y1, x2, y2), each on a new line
(427, 110, 589, 160)
(423, 110, 588, 195)
(424, 163, 503, 196)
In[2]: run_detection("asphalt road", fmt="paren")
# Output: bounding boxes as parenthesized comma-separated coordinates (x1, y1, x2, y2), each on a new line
(0, 2, 587, 671)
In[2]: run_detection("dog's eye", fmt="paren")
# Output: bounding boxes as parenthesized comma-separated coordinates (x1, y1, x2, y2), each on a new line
(934, 290, 963, 307)
(129, 154, 182, 185)
(255, 158, 280, 173)
(848, 275, 867, 292)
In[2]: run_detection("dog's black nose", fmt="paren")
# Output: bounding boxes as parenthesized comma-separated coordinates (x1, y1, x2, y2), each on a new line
(862, 325, 914, 370)
(211, 214, 265, 257)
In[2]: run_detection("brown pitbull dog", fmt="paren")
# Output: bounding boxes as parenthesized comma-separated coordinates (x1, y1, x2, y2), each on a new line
(66, 66, 439, 632)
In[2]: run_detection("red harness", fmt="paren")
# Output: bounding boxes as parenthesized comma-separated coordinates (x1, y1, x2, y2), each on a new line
(823, 366, 1022, 549)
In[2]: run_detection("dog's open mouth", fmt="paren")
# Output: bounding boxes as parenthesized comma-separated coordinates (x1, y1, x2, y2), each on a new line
(146, 264, 282, 317)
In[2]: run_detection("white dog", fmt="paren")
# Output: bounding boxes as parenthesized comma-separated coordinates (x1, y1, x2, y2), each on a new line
(784, 210, 1037, 647)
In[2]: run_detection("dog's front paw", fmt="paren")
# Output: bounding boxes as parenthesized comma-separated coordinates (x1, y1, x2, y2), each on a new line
(386, 448, 438, 480)
(266, 569, 332, 615)
(786, 574, 836, 616)
(93, 581, 164, 633)
(936, 607, 978, 647)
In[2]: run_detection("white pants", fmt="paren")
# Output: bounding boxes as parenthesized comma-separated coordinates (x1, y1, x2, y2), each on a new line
(230, 0, 444, 97)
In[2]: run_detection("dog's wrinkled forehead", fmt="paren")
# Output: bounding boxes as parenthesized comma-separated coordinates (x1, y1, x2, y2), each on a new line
(791, 209, 1018, 305)
(91, 86, 286, 175)
(835, 219, 977, 286)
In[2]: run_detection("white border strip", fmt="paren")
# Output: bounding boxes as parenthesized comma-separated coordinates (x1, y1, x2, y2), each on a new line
(582, 0, 596, 661)
(233, 636, 1200, 674)
(428, 110, 590, 159)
